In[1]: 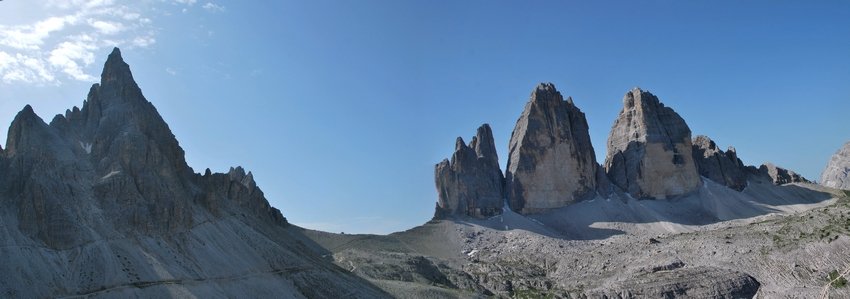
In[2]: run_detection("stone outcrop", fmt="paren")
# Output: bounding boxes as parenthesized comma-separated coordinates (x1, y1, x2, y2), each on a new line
(692, 135, 748, 191)
(759, 163, 809, 185)
(603, 88, 701, 199)
(505, 83, 598, 214)
(595, 267, 761, 298)
(821, 141, 850, 189)
(434, 124, 504, 218)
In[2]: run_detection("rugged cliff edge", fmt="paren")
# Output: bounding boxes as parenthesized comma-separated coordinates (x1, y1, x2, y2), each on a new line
(434, 124, 504, 219)
(0, 48, 388, 298)
(692, 135, 749, 191)
(822, 141, 850, 189)
(505, 83, 599, 214)
(604, 88, 701, 199)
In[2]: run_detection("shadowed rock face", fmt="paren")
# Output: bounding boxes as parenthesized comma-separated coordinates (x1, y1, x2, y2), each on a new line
(505, 83, 598, 214)
(0, 48, 389, 298)
(759, 163, 809, 185)
(822, 141, 850, 189)
(435, 124, 504, 219)
(604, 88, 700, 199)
(0, 47, 287, 249)
(692, 135, 748, 191)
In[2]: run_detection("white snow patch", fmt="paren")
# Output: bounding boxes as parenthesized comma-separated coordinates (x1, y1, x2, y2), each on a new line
(466, 249, 478, 257)
(529, 218, 546, 226)
(79, 141, 92, 154)
(101, 170, 120, 180)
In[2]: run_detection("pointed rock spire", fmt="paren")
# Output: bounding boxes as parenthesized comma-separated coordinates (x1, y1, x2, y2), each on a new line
(505, 83, 598, 214)
(603, 88, 700, 199)
(101, 47, 136, 87)
(434, 124, 504, 219)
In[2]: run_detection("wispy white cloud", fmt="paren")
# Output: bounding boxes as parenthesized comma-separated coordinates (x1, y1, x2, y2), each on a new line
(0, 0, 198, 84)
(174, 0, 198, 5)
(87, 19, 124, 35)
(48, 36, 97, 81)
(165, 67, 177, 76)
(0, 16, 78, 50)
(202, 2, 225, 13)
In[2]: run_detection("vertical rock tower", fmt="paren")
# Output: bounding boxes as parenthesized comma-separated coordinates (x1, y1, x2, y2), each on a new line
(505, 83, 598, 214)
(604, 88, 700, 199)
(434, 124, 504, 218)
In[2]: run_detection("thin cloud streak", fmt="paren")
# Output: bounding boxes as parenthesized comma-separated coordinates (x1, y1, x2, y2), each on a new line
(0, 0, 211, 84)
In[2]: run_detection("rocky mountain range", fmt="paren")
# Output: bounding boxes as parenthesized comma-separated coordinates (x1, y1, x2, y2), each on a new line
(0, 48, 388, 298)
(434, 83, 812, 219)
(3, 49, 850, 298)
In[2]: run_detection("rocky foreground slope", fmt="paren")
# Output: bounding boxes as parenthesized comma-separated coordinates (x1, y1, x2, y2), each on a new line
(305, 182, 850, 298)
(0, 48, 388, 298)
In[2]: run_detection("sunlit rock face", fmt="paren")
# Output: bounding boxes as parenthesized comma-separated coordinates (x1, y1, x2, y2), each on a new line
(821, 141, 850, 189)
(604, 88, 701, 199)
(505, 83, 599, 214)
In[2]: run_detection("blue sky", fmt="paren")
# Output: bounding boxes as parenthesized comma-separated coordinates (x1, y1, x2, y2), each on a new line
(1, 1, 849, 234)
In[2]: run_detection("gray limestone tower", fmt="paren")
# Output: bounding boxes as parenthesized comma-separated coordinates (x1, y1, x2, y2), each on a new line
(505, 83, 599, 214)
(604, 88, 701, 199)
(434, 124, 505, 218)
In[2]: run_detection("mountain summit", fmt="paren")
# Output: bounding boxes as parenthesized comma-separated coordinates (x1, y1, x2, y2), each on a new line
(0, 48, 387, 298)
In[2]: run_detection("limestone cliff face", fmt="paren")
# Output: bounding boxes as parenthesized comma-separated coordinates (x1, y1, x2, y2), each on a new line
(434, 124, 504, 218)
(603, 88, 700, 199)
(692, 135, 748, 191)
(821, 141, 850, 189)
(505, 83, 598, 214)
(0, 48, 386, 298)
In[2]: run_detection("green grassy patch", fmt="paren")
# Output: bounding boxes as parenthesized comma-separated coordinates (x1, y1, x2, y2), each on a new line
(829, 270, 848, 288)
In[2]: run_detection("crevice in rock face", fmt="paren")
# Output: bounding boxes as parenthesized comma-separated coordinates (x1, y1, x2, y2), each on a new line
(504, 83, 598, 214)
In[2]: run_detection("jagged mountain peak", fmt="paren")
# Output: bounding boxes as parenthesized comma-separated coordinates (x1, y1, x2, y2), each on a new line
(506, 83, 598, 213)
(472, 123, 498, 162)
(605, 88, 700, 199)
(101, 47, 136, 87)
(434, 123, 504, 219)
(5, 104, 51, 156)
(530, 82, 564, 103)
